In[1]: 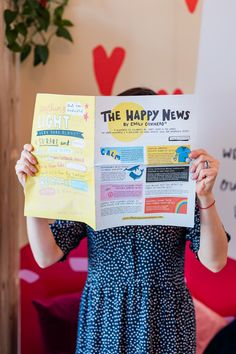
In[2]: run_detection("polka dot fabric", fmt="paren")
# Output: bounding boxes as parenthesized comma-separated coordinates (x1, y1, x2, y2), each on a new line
(49, 220, 87, 261)
(50, 204, 201, 354)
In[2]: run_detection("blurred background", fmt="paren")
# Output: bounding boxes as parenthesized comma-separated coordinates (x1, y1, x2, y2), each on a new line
(0, 0, 236, 353)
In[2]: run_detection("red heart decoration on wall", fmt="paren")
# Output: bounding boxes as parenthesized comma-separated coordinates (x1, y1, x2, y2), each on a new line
(93, 45, 126, 95)
(157, 89, 183, 95)
(185, 0, 199, 13)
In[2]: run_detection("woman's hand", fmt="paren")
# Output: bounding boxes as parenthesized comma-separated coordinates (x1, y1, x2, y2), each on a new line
(15, 143, 38, 188)
(189, 149, 219, 201)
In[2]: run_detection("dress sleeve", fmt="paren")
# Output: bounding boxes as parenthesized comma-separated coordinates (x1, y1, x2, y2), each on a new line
(49, 220, 87, 262)
(185, 201, 201, 258)
(185, 200, 231, 259)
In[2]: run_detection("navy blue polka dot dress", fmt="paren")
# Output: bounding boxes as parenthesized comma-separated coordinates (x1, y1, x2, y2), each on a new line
(49, 204, 201, 354)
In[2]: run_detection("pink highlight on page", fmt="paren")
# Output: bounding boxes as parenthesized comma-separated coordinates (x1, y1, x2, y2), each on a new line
(101, 184, 143, 201)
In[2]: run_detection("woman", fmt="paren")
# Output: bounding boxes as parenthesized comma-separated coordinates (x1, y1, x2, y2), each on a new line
(15, 87, 229, 354)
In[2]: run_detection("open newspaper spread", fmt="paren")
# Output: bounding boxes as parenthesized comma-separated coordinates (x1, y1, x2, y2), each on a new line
(24, 94, 197, 230)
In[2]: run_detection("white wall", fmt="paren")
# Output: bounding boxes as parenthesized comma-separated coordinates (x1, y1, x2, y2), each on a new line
(196, 0, 236, 259)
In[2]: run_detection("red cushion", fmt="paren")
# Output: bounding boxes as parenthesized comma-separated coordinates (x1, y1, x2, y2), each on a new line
(32, 292, 82, 354)
(20, 240, 88, 354)
(185, 244, 236, 317)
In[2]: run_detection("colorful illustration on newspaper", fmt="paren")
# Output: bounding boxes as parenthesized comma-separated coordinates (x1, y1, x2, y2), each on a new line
(25, 94, 196, 230)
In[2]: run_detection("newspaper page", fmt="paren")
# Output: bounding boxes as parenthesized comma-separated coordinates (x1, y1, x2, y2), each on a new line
(24, 94, 197, 230)
(24, 94, 97, 229)
(95, 94, 196, 229)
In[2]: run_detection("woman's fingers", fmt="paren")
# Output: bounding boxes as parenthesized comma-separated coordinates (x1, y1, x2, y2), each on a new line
(189, 149, 219, 177)
(16, 159, 37, 174)
(190, 154, 215, 173)
(189, 149, 220, 197)
(197, 167, 217, 182)
(189, 149, 207, 159)
(196, 174, 216, 194)
(191, 162, 205, 179)
(21, 149, 37, 165)
(15, 160, 36, 177)
(23, 143, 34, 152)
(191, 162, 218, 180)
(194, 167, 218, 196)
(15, 144, 38, 188)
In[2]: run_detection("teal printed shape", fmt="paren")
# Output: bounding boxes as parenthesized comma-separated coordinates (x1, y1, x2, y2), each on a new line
(175, 146, 191, 162)
(71, 180, 88, 191)
(100, 146, 144, 163)
(124, 165, 144, 180)
(37, 130, 84, 138)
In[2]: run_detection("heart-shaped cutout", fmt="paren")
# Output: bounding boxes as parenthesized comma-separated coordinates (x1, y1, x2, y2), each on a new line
(157, 89, 183, 95)
(93, 45, 126, 95)
(185, 0, 199, 13)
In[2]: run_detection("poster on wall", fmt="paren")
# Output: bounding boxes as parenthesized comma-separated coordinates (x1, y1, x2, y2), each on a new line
(24, 93, 197, 230)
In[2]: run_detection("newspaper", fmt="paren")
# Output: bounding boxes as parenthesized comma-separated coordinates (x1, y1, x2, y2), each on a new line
(24, 93, 197, 230)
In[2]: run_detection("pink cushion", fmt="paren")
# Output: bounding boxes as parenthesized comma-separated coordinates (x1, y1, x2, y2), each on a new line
(32, 292, 82, 354)
(193, 297, 227, 354)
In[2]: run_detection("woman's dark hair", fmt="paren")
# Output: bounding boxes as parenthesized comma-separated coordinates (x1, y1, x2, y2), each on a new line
(118, 87, 156, 96)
